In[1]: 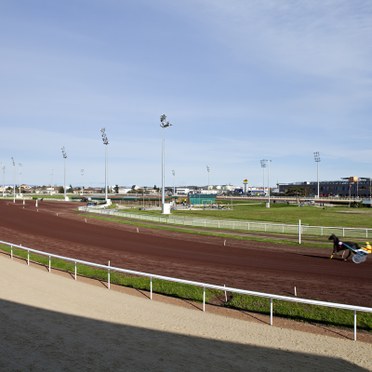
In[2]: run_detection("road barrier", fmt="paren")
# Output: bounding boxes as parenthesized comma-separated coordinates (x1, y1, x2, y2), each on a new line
(1, 239, 371, 341)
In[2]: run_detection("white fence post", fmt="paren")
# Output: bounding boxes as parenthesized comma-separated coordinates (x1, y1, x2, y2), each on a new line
(150, 277, 153, 300)
(48, 256, 51, 272)
(108, 260, 111, 290)
(10, 245, 13, 259)
(298, 219, 302, 244)
(203, 287, 206, 312)
(74, 261, 77, 280)
(27, 250, 30, 266)
(270, 298, 273, 325)
(354, 310, 357, 341)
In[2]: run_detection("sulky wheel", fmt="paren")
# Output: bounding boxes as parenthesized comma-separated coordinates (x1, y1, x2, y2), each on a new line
(352, 254, 367, 264)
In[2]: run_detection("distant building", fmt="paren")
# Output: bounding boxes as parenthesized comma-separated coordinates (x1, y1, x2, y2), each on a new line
(175, 187, 192, 195)
(278, 177, 372, 198)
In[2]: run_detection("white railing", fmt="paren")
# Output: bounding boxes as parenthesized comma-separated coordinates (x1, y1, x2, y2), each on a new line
(79, 207, 372, 241)
(1, 239, 371, 341)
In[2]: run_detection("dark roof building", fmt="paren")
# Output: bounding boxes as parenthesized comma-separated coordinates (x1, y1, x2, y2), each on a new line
(278, 177, 372, 198)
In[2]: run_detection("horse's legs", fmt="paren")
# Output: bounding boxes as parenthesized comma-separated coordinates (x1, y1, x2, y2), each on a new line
(330, 243, 338, 259)
(344, 249, 352, 261)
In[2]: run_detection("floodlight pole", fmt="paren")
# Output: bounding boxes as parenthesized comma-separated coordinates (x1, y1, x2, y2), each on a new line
(100, 128, 109, 204)
(61, 147, 67, 200)
(206, 165, 210, 189)
(160, 114, 172, 214)
(260, 159, 271, 208)
(81, 169, 85, 195)
(314, 152, 320, 198)
(260, 159, 267, 197)
(18, 163, 22, 196)
(11, 157, 15, 203)
(162, 138, 165, 205)
(172, 170, 176, 195)
(267, 160, 272, 208)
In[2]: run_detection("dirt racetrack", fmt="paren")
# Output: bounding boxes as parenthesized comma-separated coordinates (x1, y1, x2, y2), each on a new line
(0, 199, 371, 308)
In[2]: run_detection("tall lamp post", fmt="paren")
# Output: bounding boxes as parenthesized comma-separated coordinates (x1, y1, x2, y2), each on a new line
(267, 160, 272, 208)
(260, 159, 267, 197)
(314, 151, 320, 198)
(260, 159, 271, 208)
(18, 163, 22, 196)
(172, 169, 176, 196)
(11, 157, 16, 203)
(206, 165, 210, 189)
(160, 114, 172, 214)
(81, 169, 85, 195)
(61, 147, 67, 200)
(100, 128, 109, 204)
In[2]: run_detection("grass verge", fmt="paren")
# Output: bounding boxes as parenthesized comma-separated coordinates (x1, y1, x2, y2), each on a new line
(1, 244, 370, 331)
(79, 213, 327, 248)
(226, 293, 371, 331)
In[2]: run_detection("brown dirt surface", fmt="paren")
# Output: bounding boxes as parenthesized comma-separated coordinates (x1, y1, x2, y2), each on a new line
(1, 199, 371, 310)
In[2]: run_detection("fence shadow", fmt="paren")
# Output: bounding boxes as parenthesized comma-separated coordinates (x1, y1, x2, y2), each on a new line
(0, 299, 368, 371)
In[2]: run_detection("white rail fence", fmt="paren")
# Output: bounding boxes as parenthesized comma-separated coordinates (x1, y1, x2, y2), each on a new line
(80, 207, 372, 242)
(1, 239, 371, 341)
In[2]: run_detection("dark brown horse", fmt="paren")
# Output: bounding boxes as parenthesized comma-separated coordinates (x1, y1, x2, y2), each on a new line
(328, 234, 360, 260)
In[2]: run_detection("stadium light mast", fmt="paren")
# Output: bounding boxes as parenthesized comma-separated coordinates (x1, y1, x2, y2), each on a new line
(100, 128, 109, 204)
(206, 165, 210, 189)
(260, 159, 267, 196)
(160, 114, 172, 214)
(11, 157, 16, 203)
(18, 163, 22, 196)
(260, 159, 271, 208)
(61, 147, 67, 200)
(172, 169, 176, 195)
(267, 160, 272, 208)
(81, 168, 85, 196)
(314, 151, 320, 198)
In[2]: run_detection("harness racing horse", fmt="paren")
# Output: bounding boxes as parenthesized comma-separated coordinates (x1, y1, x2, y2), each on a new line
(328, 234, 360, 261)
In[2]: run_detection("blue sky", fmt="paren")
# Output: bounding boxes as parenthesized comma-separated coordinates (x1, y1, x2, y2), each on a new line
(1, 0, 372, 188)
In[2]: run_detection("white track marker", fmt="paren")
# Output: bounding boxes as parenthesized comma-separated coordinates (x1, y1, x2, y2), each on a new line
(137, 227, 139, 233)
(223, 239, 226, 246)
(224, 284, 228, 302)
(294, 286, 297, 297)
